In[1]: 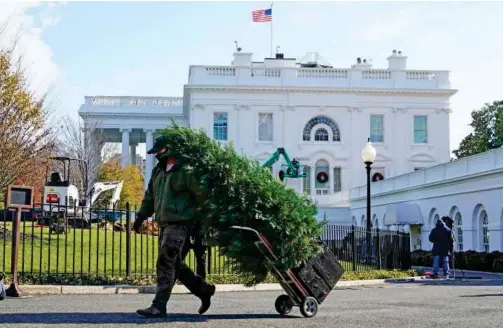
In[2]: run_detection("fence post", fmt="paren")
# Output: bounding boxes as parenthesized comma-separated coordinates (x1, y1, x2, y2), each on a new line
(125, 202, 131, 278)
(376, 227, 381, 270)
(5, 208, 22, 297)
(351, 225, 357, 272)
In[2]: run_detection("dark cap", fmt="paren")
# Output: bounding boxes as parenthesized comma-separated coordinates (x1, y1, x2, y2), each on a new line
(147, 136, 169, 154)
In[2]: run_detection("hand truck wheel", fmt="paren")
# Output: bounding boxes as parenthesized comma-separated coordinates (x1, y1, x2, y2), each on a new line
(300, 296, 318, 318)
(274, 294, 293, 315)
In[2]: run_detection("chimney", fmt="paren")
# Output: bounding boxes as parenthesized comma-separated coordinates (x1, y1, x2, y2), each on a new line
(351, 57, 372, 69)
(232, 52, 253, 66)
(387, 49, 407, 70)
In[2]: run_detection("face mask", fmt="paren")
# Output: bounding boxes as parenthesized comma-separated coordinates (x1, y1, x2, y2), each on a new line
(155, 148, 171, 161)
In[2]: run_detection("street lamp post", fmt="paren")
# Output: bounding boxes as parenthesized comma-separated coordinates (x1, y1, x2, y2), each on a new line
(361, 138, 377, 265)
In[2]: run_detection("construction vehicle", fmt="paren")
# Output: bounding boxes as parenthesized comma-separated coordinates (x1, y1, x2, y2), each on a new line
(41, 157, 123, 231)
(261, 148, 306, 181)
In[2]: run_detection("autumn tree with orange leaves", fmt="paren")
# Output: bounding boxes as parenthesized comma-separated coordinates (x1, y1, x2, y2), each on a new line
(0, 49, 56, 203)
(94, 158, 144, 209)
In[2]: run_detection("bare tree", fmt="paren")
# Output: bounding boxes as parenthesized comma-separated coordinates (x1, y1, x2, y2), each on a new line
(54, 115, 118, 198)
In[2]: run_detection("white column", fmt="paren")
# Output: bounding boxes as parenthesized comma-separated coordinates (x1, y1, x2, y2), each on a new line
(120, 128, 131, 169)
(310, 164, 316, 198)
(144, 129, 155, 191)
(130, 144, 137, 165)
(329, 165, 334, 194)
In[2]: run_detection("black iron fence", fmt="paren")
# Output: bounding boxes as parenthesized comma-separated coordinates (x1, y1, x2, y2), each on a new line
(0, 202, 411, 282)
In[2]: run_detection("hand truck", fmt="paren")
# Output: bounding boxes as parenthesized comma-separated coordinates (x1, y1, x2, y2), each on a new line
(230, 225, 344, 318)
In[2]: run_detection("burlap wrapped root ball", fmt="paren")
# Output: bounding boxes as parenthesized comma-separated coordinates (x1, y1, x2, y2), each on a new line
(160, 122, 325, 286)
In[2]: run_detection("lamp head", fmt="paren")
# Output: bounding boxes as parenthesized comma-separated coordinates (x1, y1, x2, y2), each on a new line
(361, 138, 377, 164)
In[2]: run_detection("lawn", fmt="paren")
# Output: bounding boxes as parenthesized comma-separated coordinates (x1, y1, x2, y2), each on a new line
(0, 221, 231, 277)
(1, 221, 375, 279)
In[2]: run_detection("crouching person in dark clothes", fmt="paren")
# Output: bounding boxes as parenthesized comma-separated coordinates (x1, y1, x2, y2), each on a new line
(134, 136, 216, 318)
(428, 218, 453, 279)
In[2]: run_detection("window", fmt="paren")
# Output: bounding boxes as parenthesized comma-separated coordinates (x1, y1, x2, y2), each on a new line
(314, 128, 329, 141)
(333, 167, 341, 192)
(414, 116, 428, 143)
(455, 212, 463, 251)
(481, 210, 489, 252)
(371, 167, 385, 182)
(258, 113, 273, 141)
(315, 159, 329, 194)
(302, 116, 340, 141)
(370, 115, 384, 143)
(302, 166, 311, 195)
(213, 113, 228, 141)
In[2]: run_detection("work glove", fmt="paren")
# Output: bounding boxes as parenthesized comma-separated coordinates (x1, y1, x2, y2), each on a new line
(133, 214, 147, 234)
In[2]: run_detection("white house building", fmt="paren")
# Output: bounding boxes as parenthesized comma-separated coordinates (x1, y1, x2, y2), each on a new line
(80, 49, 456, 199)
(78, 49, 502, 252)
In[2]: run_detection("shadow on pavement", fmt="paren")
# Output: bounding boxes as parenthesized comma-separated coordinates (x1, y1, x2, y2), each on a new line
(459, 293, 503, 298)
(0, 312, 294, 324)
(387, 278, 503, 287)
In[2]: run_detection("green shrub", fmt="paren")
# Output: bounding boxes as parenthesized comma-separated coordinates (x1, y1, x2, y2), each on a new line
(6, 270, 418, 286)
(159, 122, 325, 286)
(411, 250, 503, 273)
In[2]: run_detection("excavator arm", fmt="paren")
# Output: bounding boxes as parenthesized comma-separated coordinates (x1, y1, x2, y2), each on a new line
(261, 148, 305, 180)
(88, 181, 124, 209)
(261, 149, 281, 169)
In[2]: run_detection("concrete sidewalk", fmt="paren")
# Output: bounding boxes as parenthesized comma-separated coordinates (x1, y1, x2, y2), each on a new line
(17, 276, 426, 295)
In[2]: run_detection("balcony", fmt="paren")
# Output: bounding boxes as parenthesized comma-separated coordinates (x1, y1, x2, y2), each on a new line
(79, 96, 185, 116)
(188, 66, 452, 90)
(83, 96, 183, 108)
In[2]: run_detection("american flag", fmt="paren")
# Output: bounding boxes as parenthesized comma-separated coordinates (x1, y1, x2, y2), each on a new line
(252, 8, 272, 22)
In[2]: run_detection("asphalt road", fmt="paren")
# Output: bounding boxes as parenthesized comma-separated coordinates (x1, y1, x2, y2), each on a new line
(0, 279, 502, 328)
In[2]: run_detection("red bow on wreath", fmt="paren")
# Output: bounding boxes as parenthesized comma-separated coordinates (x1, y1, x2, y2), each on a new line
(317, 172, 328, 183)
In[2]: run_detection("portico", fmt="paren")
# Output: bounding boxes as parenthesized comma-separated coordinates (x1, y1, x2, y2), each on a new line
(79, 95, 189, 191)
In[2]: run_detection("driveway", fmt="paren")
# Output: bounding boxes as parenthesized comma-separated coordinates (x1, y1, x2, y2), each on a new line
(0, 280, 502, 328)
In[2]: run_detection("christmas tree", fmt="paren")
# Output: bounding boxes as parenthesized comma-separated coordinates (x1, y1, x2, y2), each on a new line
(160, 123, 325, 286)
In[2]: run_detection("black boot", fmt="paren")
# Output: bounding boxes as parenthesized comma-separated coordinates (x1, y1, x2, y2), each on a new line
(136, 305, 167, 318)
(198, 284, 216, 315)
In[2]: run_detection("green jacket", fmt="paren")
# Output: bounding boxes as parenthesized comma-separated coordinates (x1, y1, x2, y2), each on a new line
(137, 164, 203, 226)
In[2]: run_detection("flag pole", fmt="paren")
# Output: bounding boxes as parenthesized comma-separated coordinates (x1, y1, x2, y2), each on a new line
(270, 2, 273, 57)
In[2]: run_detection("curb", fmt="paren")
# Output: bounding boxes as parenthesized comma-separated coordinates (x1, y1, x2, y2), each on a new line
(412, 266, 503, 277)
(18, 277, 422, 295)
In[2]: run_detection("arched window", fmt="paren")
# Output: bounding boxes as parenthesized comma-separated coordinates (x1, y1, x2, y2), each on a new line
(382, 214, 388, 230)
(314, 128, 329, 141)
(428, 208, 438, 229)
(302, 116, 341, 141)
(352, 216, 357, 227)
(361, 215, 366, 227)
(372, 214, 378, 230)
(454, 212, 463, 251)
(480, 210, 489, 252)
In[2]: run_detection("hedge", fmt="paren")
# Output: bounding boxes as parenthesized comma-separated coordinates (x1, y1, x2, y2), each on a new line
(411, 250, 503, 273)
(0, 270, 419, 286)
